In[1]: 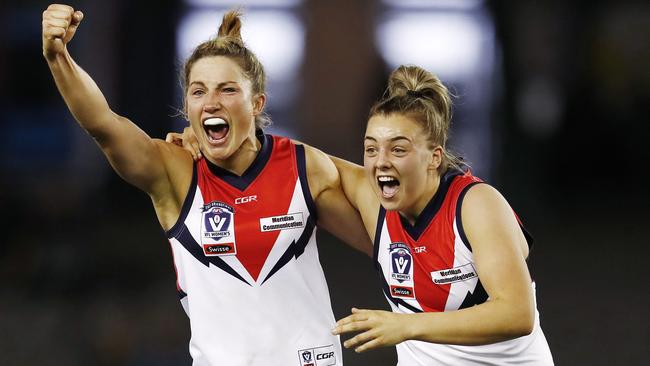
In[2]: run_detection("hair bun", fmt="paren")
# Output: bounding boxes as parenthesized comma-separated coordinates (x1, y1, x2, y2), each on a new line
(217, 9, 244, 44)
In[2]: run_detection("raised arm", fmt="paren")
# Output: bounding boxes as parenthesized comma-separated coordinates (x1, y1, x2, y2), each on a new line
(42, 4, 170, 194)
(334, 183, 535, 351)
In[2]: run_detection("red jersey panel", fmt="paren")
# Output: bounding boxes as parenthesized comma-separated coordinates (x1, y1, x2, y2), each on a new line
(165, 133, 342, 366)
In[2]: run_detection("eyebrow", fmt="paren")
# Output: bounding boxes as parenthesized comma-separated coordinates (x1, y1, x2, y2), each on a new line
(188, 81, 238, 88)
(364, 136, 412, 143)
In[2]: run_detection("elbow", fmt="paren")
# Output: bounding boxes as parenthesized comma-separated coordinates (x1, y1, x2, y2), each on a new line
(505, 305, 535, 339)
(511, 319, 534, 338)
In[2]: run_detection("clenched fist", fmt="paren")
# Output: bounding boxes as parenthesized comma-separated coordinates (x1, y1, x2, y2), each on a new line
(42, 4, 83, 60)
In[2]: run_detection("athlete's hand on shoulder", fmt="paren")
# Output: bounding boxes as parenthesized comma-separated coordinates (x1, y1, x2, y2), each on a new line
(42, 4, 83, 60)
(332, 308, 411, 353)
(165, 127, 202, 160)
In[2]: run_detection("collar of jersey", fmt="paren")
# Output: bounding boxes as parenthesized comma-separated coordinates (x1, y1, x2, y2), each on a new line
(398, 168, 464, 240)
(204, 131, 273, 191)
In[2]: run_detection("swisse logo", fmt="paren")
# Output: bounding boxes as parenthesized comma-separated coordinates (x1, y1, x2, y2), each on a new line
(203, 243, 235, 256)
(235, 195, 257, 204)
(390, 285, 414, 298)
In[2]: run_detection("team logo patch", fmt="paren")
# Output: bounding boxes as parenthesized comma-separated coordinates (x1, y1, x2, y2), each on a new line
(298, 344, 336, 366)
(200, 201, 236, 256)
(388, 242, 415, 299)
(431, 263, 478, 285)
(260, 212, 305, 232)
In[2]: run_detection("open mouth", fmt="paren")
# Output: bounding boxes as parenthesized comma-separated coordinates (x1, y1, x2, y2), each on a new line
(203, 117, 229, 144)
(377, 176, 400, 199)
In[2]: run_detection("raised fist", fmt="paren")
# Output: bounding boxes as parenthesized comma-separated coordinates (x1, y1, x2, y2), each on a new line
(42, 4, 83, 60)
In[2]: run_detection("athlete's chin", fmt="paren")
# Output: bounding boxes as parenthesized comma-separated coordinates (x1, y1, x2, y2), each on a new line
(378, 196, 404, 211)
(203, 144, 234, 162)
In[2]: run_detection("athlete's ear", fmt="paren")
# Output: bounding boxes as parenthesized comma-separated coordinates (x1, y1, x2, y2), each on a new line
(252, 93, 266, 116)
(429, 145, 443, 171)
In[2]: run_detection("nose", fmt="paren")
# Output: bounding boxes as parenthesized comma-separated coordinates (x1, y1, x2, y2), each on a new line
(203, 92, 222, 113)
(375, 148, 392, 170)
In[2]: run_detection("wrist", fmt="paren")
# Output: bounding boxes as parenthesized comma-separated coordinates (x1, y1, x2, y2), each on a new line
(403, 312, 431, 342)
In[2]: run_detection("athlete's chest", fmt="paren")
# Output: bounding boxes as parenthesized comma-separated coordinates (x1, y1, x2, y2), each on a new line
(378, 212, 477, 311)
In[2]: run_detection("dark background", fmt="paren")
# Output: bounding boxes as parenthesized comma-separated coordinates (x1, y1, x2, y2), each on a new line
(1, 0, 648, 365)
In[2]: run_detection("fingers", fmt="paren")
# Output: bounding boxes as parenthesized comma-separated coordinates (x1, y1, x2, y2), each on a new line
(166, 132, 182, 145)
(71, 10, 84, 26)
(190, 141, 202, 160)
(42, 4, 81, 41)
(352, 336, 383, 353)
(166, 132, 202, 161)
(47, 4, 75, 13)
(332, 311, 370, 335)
(63, 10, 83, 44)
(181, 126, 201, 160)
(343, 329, 374, 349)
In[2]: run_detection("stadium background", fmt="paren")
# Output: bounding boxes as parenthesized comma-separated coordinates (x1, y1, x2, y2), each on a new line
(1, 0, 648, 365)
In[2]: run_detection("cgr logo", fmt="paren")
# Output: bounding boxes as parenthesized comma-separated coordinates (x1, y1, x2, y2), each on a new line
(298, 345, 336, 366)
(235, 195, 257, 204)
(317, 352, 334, 360)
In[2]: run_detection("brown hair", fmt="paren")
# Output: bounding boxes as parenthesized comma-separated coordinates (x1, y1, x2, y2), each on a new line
(181, 9, 270, 128)
(370, 65, 462, 172)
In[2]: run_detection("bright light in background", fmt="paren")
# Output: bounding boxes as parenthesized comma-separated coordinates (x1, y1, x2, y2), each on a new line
(376, 12, 488, 81)
(382, 0, 485, 10)
(176, 2, 305, 137)
(186, 0, 301, 6)
(375, 4, 498, 179)
(177, 10, 304, 83)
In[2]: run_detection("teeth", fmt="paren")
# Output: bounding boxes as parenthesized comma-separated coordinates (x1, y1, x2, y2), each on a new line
(378, 176, 396, 182)
(204, 118, 227, 126)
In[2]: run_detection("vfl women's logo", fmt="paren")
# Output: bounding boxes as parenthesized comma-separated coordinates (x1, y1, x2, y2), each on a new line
(390, 243, 412, 282)
(201, 201, 236, 256)
(301, 350, 313, 366)
(388, 242, 415, 299)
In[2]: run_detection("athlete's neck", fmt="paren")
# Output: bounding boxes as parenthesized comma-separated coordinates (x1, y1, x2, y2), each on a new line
(399, 173, 441, 226)
(208, 133, 261, 176)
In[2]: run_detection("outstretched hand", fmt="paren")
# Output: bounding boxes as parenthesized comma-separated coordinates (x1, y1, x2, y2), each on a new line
(42, 4, 83, 60)
(332, 308, 411, 353)
(165, 127, 202, 161)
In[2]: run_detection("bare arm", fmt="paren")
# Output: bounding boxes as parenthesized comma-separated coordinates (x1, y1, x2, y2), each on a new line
(334, 184, 535, 350)
(329, 155, 380, 241)
(303, 145, 372, 256)
(42, 4, 168, 195)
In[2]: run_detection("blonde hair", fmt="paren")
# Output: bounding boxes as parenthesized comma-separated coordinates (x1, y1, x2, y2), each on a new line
(370, 65, 462, 172)
(181, 9, 270, 128)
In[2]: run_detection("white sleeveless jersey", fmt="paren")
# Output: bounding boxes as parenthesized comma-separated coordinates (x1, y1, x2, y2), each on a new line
(166, 134, 342, 366)
(374, 169, 553, 365)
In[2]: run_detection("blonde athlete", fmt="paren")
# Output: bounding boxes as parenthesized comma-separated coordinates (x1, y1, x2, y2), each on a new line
(42, 4, 370, 366)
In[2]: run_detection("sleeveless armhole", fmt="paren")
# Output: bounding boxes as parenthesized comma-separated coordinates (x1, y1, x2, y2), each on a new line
(166, 163, 198, 239)
(372, 206, 386, 270)
(455, 182, 535, 253)
(294, 144, 318, 223)
(454, 181, 483, 252)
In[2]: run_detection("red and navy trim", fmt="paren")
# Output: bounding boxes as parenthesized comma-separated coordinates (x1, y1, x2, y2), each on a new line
(203, 132, 273, 191)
